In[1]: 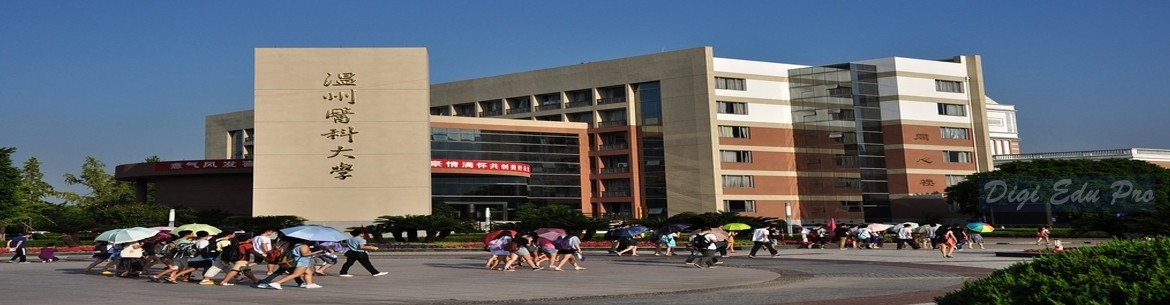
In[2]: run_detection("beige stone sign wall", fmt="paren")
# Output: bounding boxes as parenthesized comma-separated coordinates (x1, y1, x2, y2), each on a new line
(253, 48, 431, 226)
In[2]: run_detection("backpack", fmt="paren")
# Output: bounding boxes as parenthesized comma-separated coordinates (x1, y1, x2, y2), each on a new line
(176, 242, 200, 258)
(857, 230, 871, 240)
(92, 241, 110, 256)
(219, 240, 242, 262)
(692, 234, 712, 249)
(160, 241, 179, 259)
(277, 244, 300, 268)
(553, 237, 573, 250)
(200, 240, 222, 259)
(503, 239, 520, 252)
(264, 243, 285, 264)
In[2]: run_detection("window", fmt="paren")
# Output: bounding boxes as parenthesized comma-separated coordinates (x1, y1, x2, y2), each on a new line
(937, 103, 967, 116)
(715, 77, 746, 90)
(837, 177, 861, 189)
(935, 80, 964, 93)
(940, 127, 970, 140)
(830, 108, 855, 120)
(834, 154, 858, 167)
(724, 200, 756, 213)
(718, 126, 750, 138)
(943, 151, 972, 163)
(716, 101, 748, 114)
(722, 175, 754, 188)
(946, 175, 967, 187)
(720, 150, 752, 163)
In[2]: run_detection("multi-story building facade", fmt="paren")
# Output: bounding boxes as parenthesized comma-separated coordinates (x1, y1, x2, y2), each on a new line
(430, 46, 1013, 224)
(118, 46, 1017, 226)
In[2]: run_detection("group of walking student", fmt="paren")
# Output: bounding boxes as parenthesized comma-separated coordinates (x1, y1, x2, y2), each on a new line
(82, 228, 387, 289)
(484, 230, 586, 271)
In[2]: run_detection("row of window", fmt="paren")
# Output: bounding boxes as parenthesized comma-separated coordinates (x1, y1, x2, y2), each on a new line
(723, 171, 968, 189)
(715, 77, 746, 91)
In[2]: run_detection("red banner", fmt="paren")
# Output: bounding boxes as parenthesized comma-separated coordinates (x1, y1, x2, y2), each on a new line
(155, 160, 253, 171)
(430, 159, 530, 174)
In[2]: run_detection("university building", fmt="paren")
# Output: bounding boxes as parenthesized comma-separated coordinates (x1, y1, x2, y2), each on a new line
(115, 47, 1021, 228)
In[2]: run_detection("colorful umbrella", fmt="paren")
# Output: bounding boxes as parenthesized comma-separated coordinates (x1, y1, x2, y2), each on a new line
(827, 218, 837, 232)
(967, 222, 994, 233)
(534, 228, 567, 241)
(721, 223, 751, 231)
(174, 223, 222, 235)
(483, 229, 517, 244)
(280, 225, 349, 242)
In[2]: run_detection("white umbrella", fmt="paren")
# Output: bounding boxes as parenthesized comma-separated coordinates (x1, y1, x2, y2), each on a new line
(94, 229, 121, 241)
(106, 227, 161, 244)
(866, 223, 892, 232)
(888, 222, 919, 232)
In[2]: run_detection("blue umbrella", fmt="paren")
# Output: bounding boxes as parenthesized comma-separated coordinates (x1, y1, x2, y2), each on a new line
(657, 224, 690, 235)
(280, 225, 349, 242)
(612, 225, 649, 238)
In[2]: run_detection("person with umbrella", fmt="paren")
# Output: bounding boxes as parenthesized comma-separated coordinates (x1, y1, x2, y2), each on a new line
(611, 225, 649, 256)
(655, 230, 679, 256)
(117, 241, 145, 277)
(503, 231, 540, 271)
(338, 229, 388, 277)
(485, 230, 514, 270)
(552, 230, 586, 271)
(265, 236, 325, 289)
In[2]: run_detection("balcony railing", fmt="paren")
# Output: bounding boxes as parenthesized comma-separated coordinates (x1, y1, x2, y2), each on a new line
(479, 110, 502, 117)
(598, 167, 630, 174)
(599, 190, 631, 197)
(592, 212, 633, 220)
(597, 143, 629, 151)
(506, 108, 531, 115)
(535, 104, 563, 111)
(992, 148, 1167, 161)
(596, 120, 627, 128)
(597, 97, 627, 105)
(566, 100, 593, 108)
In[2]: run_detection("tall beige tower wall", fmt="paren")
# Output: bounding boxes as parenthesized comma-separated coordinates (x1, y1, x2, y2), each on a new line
(253, 48, 431, 228)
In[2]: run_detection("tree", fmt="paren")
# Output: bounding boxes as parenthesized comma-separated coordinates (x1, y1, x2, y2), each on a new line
(509, 203, 609, 239)
(0, 147, 21, 241)
(945, 159, 1170, 237)
(60, 157, 135, 208)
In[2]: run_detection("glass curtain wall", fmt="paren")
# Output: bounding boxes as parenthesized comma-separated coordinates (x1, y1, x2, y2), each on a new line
(790, 64, 890, 223)
(430, 128, 583, 220)
(634, 82, 667, 218)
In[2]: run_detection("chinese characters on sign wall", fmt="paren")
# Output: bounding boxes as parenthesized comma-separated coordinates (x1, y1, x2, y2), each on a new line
(322, 72, 359, 180)
(154, 160, 253, 171)
(429, 159, 532, 174)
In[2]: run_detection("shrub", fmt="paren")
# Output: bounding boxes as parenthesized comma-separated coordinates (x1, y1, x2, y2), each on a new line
(936, 238, 1170, 305)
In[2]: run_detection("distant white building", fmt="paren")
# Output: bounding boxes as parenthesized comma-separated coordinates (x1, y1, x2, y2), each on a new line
(993, 148, 1170, 168)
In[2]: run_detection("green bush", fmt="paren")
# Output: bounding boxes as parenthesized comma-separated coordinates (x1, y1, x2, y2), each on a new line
(936, 238, 1170, 305)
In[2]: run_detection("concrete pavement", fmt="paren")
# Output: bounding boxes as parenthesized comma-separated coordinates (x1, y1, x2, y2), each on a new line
(0, 238, 1092, 305)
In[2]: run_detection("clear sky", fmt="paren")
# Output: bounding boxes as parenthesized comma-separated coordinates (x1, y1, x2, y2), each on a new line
(3, 1, 1169, 195)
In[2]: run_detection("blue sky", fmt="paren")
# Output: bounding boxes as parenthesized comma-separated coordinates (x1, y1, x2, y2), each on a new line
(3, 1, 1169, 195)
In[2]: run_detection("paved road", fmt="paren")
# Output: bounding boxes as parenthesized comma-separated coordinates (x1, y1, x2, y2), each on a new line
(0, 238, 1094, 305)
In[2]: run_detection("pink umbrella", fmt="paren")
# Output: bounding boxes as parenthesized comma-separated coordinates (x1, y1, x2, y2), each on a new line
(827, 218, 837, 232)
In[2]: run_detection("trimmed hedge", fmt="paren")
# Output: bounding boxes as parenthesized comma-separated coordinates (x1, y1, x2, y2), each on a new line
(936, 238, 1170, 305)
